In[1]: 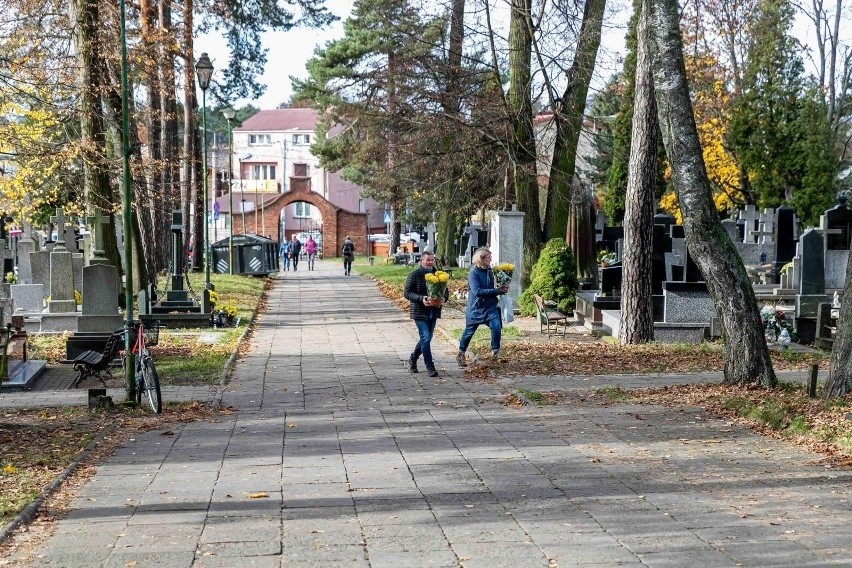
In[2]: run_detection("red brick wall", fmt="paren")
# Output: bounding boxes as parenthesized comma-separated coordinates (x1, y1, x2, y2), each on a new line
(236, 177, 368, 258)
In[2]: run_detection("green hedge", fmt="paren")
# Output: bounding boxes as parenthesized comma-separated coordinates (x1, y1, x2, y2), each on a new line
(518, 238, 579, 316)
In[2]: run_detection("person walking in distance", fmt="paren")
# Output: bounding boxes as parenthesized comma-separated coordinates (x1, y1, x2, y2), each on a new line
(289, 234, 303, 271)
(305, 235, 318, 270)
(279, 239, 291, 272)
(403, 251, 448, 378)
(341, 236, 355, 275)
(456, 247, 508, 367)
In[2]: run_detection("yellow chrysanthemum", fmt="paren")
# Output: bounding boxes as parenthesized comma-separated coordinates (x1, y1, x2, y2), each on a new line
(425, 273, 439, 284)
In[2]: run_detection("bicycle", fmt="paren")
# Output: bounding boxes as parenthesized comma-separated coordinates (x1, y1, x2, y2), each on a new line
(129, 321, 162, 413)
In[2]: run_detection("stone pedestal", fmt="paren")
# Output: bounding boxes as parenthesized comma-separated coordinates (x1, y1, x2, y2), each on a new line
(488, 210, 525, 308)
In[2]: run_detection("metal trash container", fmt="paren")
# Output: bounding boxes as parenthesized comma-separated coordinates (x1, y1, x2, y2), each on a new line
(212, 234, 279, 276)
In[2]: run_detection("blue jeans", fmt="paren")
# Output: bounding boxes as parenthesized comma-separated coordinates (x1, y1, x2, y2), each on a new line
(281, 255, 290, 271)
(413, 318, 438, 369)
(459, 314, 502, 353)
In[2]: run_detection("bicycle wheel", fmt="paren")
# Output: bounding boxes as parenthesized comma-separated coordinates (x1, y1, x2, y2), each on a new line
(141, 356, 162, 414)
(134, 354, 144, 406)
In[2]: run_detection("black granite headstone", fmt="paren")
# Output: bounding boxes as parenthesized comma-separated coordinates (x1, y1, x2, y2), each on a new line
(824, 199, 852, 251)
(774, 206, 797, 261)
(600, 263, 622, 296)
(799, 228, 825, 295)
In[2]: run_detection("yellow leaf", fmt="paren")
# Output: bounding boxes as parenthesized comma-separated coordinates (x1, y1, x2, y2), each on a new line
(3, 464, 16, 474)
(247, 492, 269, 499)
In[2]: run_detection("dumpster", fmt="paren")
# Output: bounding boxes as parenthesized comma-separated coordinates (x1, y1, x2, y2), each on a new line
(211, 234, 279, 276)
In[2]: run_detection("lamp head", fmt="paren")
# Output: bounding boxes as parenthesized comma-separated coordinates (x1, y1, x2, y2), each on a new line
(195, 53, 214, 91)
(222, 108, 236, 120)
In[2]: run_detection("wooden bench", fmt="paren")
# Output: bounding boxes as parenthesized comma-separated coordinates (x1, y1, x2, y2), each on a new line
(534, 294, 569, 337)
(72, 330, 124, 388)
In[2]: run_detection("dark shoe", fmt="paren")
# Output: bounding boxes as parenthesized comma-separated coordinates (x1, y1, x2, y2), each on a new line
(426, 367, 439, 378)
(456, 352, 468, 367)
(406, 354, 419, 373)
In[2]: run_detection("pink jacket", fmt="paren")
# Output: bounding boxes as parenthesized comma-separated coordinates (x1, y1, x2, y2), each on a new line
(305, 239, 318, 254)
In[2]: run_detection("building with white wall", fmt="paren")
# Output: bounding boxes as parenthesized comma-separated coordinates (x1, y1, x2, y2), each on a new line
(214, 108, 385, 240)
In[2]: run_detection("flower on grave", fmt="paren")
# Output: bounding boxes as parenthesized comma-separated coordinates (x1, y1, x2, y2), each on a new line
(74, 290, 81, 305)
(424, 270, 450, 299)
(760, 304, 797, 343)
(596, 251, 617, 267)
(208, 290, 218, 306)
(222, 304, 238, 319)
(493, 263, 515, 287)
(4, 271, 16, 284)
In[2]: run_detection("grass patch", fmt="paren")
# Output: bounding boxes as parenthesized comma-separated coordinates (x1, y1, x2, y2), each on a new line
(516, 387, 555, 405)
(635, 383, 852, 464)
(447, 325, 524, 348)
(354, 262, 469, 296)
(597, 386, 634, 403)
(25, 275, 264, 387)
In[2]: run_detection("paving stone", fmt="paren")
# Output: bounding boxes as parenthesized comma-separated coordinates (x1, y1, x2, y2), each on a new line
(5, 261, 852, 567)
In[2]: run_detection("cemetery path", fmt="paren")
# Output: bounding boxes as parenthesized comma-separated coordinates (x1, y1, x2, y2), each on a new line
(4, 259, 852, 567)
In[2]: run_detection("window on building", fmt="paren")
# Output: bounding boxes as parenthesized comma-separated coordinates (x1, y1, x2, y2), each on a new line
(252, 164, 276, 180)
(358, 198, 366, 213)
(292, 134, 311, 145)
(293, 163, 309, 176)
(248, 134, 271, 145)
(294, 202, 312, 218)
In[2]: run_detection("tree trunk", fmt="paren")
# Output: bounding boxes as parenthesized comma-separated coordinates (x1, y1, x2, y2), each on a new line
(824, 246, 852, 396)
(620, 0, 657, 344)
(567, 195, 596, 279)
(72, 0, 120, 268)
(182, 0, 197, 273)
(437, 209, 459, 266)
(160, 0, 179, 274)
(507, 0, 541, 286)
(544, 0, 606, 242)
(648, 0, 776, 386)
(140, 0, 161, 282)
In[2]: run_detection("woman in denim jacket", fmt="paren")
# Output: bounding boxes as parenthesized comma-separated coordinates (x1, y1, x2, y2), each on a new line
(456, 247, 508, 367)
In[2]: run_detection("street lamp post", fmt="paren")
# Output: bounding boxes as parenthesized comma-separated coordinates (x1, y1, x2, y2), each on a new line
(222, 108, 236, 274)
(195, 52, 214, 293)
(119, 0, 135, 400)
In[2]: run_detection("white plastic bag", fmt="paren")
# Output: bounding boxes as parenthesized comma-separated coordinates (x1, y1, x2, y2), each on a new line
(499, 295, 514, 324)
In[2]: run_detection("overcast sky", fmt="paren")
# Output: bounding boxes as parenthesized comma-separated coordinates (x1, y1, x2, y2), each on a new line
(195, 1, 849, 111)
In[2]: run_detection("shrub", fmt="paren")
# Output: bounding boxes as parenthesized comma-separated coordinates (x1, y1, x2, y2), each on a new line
(518, 238, 579, 316)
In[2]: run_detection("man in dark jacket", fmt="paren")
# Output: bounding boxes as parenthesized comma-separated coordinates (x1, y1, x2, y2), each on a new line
(289, 235, 303, 271)
(403, 251, 447, 377)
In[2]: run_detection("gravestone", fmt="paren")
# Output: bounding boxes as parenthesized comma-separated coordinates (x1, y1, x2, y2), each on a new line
(488, 209, 525, 308)
(738, 204, 760, 244)
(16, 222, 36, 284)
(773, 206, 797, 276)
(794, 228, 829, 340)
(29, 250, 50, 296)
(86, 209, 111, 266)
(47, 209, 76, 313)
(142, 210, 208, 328)
(824, 195, 852, 250)
(66, 263, 123, 359)
(10, 284, 44, 313)
(424, 222, 437, 254)
(721, 219, 739, 242)
(799, 229, 825, 295)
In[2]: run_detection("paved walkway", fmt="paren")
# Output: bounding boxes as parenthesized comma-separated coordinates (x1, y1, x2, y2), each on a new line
(4, 260, 852, 566)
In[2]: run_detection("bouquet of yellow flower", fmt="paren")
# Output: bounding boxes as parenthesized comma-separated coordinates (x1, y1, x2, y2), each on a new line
(493, 263, 515, 287)
(424, 270, 450, 300)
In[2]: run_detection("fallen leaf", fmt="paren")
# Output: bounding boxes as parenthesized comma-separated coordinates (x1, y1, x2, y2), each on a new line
(247, 492, 269, 499)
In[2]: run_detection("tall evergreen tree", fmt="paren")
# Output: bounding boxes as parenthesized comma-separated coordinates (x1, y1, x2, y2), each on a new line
(726, 0, 836, 225)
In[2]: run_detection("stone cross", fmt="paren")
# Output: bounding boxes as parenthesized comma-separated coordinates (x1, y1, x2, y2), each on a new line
(49, 208, 67, 251)
(86, 208, 111, 264)
(737, 205, 760, 244)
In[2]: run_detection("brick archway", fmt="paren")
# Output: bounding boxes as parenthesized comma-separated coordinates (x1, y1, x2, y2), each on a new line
(256, 177, 367, 258)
